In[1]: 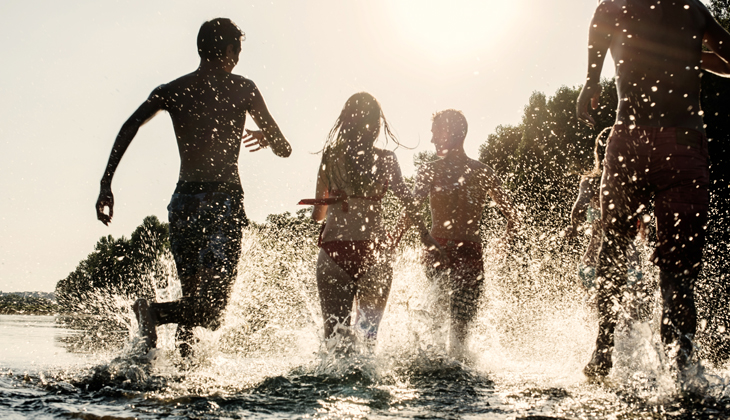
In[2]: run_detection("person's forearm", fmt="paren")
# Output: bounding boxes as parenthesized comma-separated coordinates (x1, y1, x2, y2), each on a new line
(267, 132, 292, 157)
(101, 122, 139, 187)
(702, 51, 730, 77)
(492, 188, 518, 230)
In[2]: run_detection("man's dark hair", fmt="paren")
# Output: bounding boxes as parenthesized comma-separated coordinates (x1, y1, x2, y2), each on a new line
(197, 18, 244, 60)
(432, 109, 468, 143)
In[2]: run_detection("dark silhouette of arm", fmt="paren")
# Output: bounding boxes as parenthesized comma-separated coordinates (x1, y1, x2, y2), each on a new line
(576, 2, 618, 126)
(483, 166, 519, 240)
(96, 89, 164, 225)
(247, 82, 292, 158)
(701, 3, 730, 77)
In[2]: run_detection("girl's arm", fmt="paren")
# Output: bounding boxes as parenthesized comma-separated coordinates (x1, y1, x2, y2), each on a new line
(311, 160, 329, 222)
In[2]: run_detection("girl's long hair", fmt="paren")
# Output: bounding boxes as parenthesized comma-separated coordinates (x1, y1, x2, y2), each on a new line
(583, 126, 611, 179)
(320, 92, 400, 196)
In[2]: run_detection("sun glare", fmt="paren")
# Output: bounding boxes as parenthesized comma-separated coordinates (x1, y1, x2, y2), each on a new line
(386, 0, 521, 61)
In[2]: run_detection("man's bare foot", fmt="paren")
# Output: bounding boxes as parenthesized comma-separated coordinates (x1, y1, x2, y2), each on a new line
(583, 347, 612, 381)
(133, 299, 158, 351)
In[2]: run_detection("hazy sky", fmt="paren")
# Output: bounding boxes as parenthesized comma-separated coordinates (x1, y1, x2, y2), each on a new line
(1, 0, 620, 292)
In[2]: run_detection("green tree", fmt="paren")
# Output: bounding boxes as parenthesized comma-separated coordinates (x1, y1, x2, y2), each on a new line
(55, 216, 170, 314)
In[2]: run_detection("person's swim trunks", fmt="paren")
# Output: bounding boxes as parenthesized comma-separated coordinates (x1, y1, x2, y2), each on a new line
(423, 237, 485, 324)
(164, 181, 248, 330)
(320, 239, 388, 281)
(603, 125, 709, 276)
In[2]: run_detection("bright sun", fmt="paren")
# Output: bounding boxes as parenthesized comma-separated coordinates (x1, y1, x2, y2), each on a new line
(386, 0, 521, 61)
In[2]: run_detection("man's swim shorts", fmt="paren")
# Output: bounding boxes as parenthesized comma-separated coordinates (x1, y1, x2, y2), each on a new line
(603, 125, 709, 276)
(166, 181, 249, 330)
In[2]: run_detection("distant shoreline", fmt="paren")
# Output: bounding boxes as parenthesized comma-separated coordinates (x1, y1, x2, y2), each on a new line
(0, 310, 58, 316)
(0, 293, 58, 316)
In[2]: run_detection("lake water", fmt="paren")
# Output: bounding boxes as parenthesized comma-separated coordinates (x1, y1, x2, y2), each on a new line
(4, 234, 730, 419)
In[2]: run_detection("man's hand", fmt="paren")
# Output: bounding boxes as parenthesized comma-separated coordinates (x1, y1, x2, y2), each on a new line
(243, 129, 269, 152)
(576, 82, 602, 128)
(96, 186, 114, 226)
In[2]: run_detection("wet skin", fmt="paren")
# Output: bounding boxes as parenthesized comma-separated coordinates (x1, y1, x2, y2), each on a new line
(96, 43, 291, 224)
(576, 0, 730, 378)
(414, 120, 517, 244)
(577, 0, 730, 132)
(94, 39, 291, 354)
(413, 117, 518, 360)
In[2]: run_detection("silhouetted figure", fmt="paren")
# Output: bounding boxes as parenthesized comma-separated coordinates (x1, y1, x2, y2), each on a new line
(96, 18, 291, 356)
(301, 92, 441, 352)
(565, 130, 647, 290)
(414, 109, 518, 361)
(576, 0, 730, 383)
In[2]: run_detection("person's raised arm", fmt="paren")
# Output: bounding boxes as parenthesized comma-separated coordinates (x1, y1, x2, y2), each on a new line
(96, 89, 165, 225)
(576, 2, 618, 127)
(701, 3, 730, 77)
(245, 82, 292, 158)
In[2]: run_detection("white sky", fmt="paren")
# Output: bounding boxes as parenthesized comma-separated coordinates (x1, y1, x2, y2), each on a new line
(0, 0, 616, 292)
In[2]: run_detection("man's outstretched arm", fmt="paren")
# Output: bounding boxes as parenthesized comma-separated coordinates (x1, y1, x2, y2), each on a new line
(576, 2, 618, 127)
(96, 91, 164, 225)
(247, 82, 292, 158)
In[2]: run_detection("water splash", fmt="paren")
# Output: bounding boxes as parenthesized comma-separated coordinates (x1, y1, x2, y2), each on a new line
(6, 217, 730, 418)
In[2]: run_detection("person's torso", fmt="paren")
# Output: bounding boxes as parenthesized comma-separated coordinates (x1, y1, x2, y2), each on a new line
(320, 148, 392, 242)
(158, 71, 255, 183)
(608, 0, 708, 132)
(427, 157, 492, 242)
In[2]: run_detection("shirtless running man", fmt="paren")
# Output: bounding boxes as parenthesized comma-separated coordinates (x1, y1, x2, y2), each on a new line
(414, 109, 518, 360)
(95, 18, 291, 356)
(576, 0, 730, 381)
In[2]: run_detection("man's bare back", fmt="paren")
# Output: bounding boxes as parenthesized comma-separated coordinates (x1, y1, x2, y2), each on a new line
(418, 157, 501, 242)
(577, 0, 730, 131)
(150, 70, 290, 183)
(96, 41, 290, 224)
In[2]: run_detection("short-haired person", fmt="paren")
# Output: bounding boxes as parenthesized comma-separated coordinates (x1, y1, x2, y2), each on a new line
(576, 0, 730, 381)
(96, 18, 292, 356)
(414, 109, 518, 361)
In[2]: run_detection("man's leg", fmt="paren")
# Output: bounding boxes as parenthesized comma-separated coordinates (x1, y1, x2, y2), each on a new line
(659, 270, 697, 370)
(586, 221, 633, 378)
(448, 266, 483, 361)
(650, 128, 709, 372)
(191, 194, 245, 332)
(654, 184, 707, 371)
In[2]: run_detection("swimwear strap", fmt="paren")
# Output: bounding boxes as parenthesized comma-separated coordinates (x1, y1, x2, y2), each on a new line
(298, 187, 387, 213)
(298, 190, 350, 211)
